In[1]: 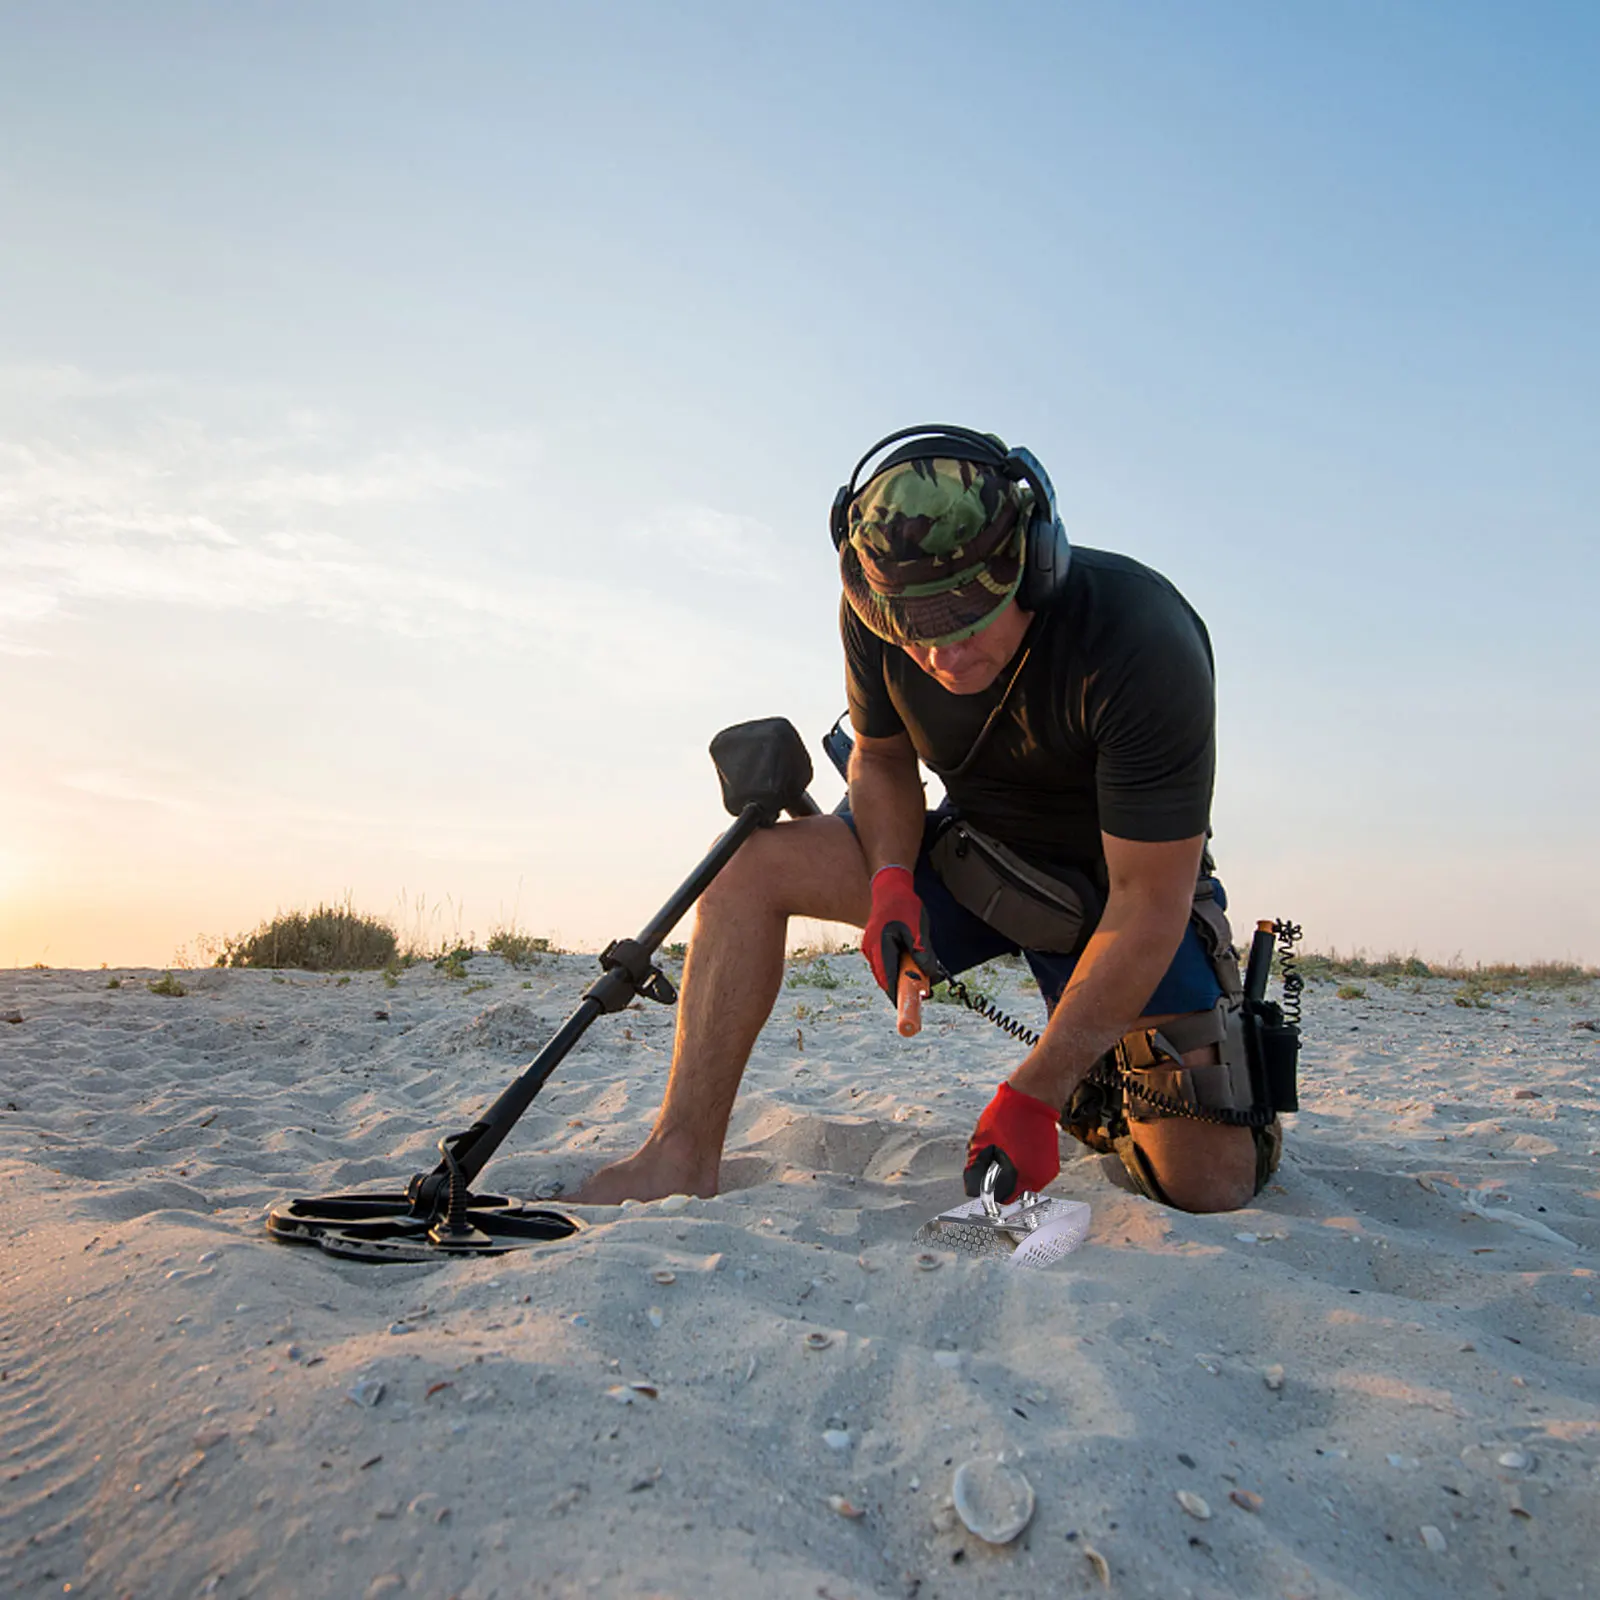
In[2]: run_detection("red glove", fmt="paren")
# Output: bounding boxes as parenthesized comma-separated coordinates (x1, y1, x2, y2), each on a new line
(861, 865, 942, 998)
(964, 1081, 1061, 1202)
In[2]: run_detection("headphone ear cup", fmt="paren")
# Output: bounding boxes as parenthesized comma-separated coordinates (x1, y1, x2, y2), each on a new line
(1016, 508, 1071, 613)
(829, 485, 850, 551)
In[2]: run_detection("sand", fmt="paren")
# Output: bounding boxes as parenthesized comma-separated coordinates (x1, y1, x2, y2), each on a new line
(3, 951, 1598, 1599)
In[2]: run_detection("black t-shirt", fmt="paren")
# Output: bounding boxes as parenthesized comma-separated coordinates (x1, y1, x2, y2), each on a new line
(843, 547, 1215, 880)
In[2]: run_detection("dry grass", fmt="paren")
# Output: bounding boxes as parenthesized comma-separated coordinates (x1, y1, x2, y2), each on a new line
(1297, 950, 1595, 992)
(486, 927, 556, 966)
(218, 903, 399, 972)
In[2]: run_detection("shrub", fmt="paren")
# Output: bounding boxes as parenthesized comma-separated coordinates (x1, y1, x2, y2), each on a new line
(486, 928, 554, 966)
(148, 972, 187, 997)
(220, 905, 398, 972)
(435, 945, 472, 980)
(1335, 983, 1366, 1001)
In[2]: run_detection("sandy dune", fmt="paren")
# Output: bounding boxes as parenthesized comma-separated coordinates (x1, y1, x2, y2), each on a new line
(3, 952, 1597, 1598)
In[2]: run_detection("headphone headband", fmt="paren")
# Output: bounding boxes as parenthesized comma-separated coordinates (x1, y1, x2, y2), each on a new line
(830, 422, 1072, 622)
(832, 423, 1059, 551)
(841, 423, 1009, 505)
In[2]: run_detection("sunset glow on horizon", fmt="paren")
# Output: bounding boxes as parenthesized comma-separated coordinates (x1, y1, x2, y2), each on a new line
(4, 3, 1596, 970)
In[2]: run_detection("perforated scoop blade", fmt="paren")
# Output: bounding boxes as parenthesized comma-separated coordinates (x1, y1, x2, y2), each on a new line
(917, 1162, 1091, 1267)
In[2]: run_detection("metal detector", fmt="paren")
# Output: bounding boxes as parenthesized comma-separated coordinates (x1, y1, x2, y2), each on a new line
(265, 717, 822, 1264)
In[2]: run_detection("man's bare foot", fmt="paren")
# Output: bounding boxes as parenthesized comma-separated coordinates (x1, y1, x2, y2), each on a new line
(572, 1140, 719, 1206)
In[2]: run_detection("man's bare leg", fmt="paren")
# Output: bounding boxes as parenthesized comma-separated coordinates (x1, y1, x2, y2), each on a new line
(575, 815, 872, 1205)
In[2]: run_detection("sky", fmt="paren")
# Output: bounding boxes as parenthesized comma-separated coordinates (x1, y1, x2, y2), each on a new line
(2, 0, 1596, 969)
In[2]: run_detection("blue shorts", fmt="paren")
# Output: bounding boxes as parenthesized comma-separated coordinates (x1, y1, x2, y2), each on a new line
(850, 808, 1226, 1019)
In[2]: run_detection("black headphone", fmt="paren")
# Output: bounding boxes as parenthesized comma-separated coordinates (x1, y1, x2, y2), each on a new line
(829, 424, 1072, 614)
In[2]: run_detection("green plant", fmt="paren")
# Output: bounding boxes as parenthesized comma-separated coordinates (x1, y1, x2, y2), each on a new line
(663, 942, 688, 960)
(105, 976, 121, 990)
(336, 975, 351, 987)
(1454, 983, 1492, 1010)
(435, 945, 472, 980)
(219, 902, 398, 972)
(486, 927, 554, 966)
(1299, 949, 1594, 990)
(382, 968, 400, 990)
(148, 972, 186, 997)
(787, 956, 841, 990)
(930, 979, 990, 1008)
(1335, 983, 1366, 1001)
(464, 980, 492, 995)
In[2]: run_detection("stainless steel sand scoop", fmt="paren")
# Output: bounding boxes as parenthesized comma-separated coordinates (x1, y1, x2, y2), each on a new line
(917, 1162, 1092, 1267)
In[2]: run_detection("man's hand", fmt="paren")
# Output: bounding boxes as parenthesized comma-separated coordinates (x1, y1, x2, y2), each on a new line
(862, 865, 941, 999)
(964, 1081, 1061, 1203)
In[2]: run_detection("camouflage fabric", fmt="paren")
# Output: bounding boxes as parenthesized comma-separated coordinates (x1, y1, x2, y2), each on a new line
(840, 456, 1033, 647)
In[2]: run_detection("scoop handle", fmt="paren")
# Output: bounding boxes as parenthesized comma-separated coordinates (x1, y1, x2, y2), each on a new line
(896, 956, 929, 1037)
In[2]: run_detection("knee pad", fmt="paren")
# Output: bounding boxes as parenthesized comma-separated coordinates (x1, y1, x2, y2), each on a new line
(1107, 1001, 1287, 1200)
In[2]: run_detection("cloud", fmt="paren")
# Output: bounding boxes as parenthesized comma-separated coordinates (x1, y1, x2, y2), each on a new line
(628, 504, 797, 583)
(0, 366, 769, 688)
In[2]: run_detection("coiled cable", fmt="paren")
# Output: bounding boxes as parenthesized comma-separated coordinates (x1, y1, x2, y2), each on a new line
(1274, 919, 1303, 1029)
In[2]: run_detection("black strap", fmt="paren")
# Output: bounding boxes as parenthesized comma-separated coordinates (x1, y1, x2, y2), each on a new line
(926, 609, 1048, 783)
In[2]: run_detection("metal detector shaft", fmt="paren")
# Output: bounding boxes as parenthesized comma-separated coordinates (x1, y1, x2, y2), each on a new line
(410, 799, 774, 1206)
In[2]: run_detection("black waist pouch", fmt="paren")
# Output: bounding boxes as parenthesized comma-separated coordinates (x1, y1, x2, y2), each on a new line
(928, 819, 1104, 955)
(1242, 998, 1300, 1113)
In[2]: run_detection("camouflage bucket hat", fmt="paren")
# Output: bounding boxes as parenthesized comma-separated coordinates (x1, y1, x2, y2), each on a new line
(840, 457, 1032, 647)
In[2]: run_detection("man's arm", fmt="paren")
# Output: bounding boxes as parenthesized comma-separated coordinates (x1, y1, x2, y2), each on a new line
(847, 729, 925, 874)
(1007, 830, 1205, 1109)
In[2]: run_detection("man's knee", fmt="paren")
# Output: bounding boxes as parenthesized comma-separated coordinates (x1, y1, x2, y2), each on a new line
(1148, 1158, 1258, 1214)
(1115, 1124, 1260, 1213)
(697, 816, 868, 923)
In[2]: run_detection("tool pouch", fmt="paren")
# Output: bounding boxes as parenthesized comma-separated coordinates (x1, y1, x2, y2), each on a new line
(928, 819, 1102, 954)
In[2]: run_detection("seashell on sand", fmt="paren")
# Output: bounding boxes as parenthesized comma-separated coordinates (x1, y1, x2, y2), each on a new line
(651, 1269, 676, 1285)
(951, 1456, 1035, 1544)
(1176, 1489, 1212, 1520)
(804, 1331, 833, 1351)
(1420, 1524, 1448, 1554)
(1229, 1489, 1263, 1512)
(605, 1381, 660, 1404)
(1496, 1449, 1533, 1472)
(821, 1428, 852, 1451)
(826, 1493, 865, 1519)
(914, 1252, 943, 1271)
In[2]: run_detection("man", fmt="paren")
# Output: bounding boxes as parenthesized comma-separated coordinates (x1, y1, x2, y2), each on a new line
(579, 426, 1277, 1214)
